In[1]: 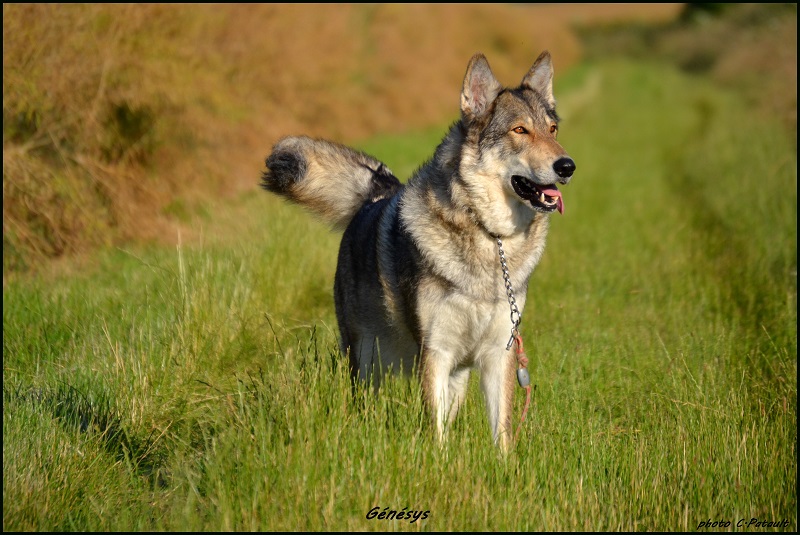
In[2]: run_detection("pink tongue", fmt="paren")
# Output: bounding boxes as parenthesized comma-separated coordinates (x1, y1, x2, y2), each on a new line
(541, 188, 564, 215)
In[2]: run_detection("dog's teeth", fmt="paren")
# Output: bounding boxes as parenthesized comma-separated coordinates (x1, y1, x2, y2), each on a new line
(540, 193, 555, 206)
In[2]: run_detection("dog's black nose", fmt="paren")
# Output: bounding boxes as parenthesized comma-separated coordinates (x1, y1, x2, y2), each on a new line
(553, 157, 576, 181)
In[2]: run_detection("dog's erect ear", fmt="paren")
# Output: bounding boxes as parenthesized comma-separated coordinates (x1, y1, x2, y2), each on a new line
(461, 54, 502, 121)
(521, 51, 555, 106)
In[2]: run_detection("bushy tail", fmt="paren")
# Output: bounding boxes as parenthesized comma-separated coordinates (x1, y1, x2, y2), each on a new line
(261, 136, 402, 229)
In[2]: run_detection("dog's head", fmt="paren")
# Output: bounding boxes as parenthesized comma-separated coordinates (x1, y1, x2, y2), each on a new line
(459, 52, 575, 218)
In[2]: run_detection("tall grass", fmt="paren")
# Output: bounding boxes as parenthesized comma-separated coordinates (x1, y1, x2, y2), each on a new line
(3, 58, 796, 531)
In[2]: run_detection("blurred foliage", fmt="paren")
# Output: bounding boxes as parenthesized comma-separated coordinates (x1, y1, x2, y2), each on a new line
(575, 3, 797, 135)
(679, 3, 735, 22)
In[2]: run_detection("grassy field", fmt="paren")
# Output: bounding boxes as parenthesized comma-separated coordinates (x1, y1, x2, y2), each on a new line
(4, 48, 796, 531)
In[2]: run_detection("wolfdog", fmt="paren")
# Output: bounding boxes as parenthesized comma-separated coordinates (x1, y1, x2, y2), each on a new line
(261, 51, 575, 449)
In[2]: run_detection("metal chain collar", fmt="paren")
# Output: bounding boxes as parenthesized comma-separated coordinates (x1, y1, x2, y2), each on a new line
(496, 237, 521, 350)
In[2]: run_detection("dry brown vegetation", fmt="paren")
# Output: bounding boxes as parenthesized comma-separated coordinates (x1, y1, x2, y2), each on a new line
(17, 3, 791, 273)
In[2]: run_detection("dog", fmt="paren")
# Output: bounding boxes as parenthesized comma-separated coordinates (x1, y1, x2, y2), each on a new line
(261, 51, 575, 449)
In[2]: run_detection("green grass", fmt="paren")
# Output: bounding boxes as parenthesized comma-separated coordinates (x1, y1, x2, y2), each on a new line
(3, 59, 796, 531)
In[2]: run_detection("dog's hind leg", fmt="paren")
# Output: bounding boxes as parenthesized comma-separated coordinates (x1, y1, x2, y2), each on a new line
(347, 333, 380, 387)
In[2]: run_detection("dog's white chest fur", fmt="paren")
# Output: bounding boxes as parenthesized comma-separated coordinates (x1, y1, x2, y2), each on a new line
(418, 285, 523, 367)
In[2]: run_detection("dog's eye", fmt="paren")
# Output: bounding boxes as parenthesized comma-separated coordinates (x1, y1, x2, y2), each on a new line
(550, 124, 558, 134)
(512, 126, 528, 134)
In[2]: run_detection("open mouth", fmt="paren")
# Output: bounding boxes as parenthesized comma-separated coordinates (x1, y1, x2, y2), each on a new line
(511, 175, 564, 214)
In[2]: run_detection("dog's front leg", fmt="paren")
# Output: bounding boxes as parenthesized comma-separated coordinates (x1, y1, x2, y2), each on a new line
(420, 347, 467, 442)
(477, 346, 517, 451)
